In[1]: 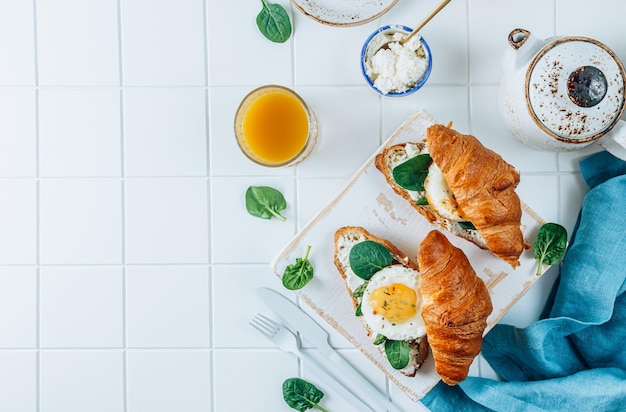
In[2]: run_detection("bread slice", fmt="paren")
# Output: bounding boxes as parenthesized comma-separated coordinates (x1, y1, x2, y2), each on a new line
(333, 226, 428, 377)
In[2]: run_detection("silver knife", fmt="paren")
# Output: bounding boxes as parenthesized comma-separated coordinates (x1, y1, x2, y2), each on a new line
(257, 287, 407, 412)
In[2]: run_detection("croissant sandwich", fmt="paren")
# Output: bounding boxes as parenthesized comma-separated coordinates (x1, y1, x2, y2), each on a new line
(334, 226, 429, 377)
(418, 230, 493, 385)
(333, 226, 493, 384)
(375, 123, 524, 268)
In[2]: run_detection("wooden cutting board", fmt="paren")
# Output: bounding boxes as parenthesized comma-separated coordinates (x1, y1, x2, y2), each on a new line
(272, 110, 546, 400)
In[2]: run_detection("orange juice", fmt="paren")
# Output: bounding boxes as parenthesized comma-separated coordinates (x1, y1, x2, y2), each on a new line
(235, 85, 317, 167)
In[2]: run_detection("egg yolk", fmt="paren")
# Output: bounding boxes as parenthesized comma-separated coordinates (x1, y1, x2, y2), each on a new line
(369, 283, 418, 323)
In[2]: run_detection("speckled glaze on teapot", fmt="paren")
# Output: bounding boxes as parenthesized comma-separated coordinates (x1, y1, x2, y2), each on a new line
(498, 28, 626, 160)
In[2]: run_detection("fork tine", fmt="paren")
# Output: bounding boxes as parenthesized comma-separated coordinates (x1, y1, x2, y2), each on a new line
(249, 318, 273, 338)
(249, 314, 281, 338)
(256, 313, 281, 328)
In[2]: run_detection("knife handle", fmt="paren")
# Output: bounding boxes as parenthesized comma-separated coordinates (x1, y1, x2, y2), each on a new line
(327, 351, 405, 412)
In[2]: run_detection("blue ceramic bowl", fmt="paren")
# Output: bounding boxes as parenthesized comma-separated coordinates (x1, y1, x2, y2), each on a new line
(360, 24, 433, 97)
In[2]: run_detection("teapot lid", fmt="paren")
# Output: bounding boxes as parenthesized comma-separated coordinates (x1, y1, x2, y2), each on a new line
(526, 37, 626, 142)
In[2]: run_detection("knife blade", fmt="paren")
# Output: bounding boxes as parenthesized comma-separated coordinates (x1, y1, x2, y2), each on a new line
(257, 287, 408, 412)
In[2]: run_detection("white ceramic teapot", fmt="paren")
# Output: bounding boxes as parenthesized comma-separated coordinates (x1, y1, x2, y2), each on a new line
(498, 28, 626, 160)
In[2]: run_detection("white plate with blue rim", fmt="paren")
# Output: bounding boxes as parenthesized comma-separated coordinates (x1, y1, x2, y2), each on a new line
(291, 0, 398, 27)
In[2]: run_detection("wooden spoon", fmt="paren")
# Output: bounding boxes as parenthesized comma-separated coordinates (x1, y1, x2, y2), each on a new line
(381, 0, 452, 49)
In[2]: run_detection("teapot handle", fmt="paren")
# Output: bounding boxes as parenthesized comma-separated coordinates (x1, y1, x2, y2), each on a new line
(508, 28, 531, 50)
(599, 120, 626, 161)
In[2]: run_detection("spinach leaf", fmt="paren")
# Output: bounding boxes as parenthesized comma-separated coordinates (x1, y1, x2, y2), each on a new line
(349, 240, 393, 280)
(415, 196, 429, 206)
(352, 282, 367, 298)
(245, 186, 287, 221)
(282, 245, 314, 290)
(372, 334, 387, 345)
(282, 378, 329, 412)
(257, 0, 292, 43)
(355, 302, 363, 317)
(384, 339, 410, 369)
(392, 154, 432, 191)
(458, 221, 476, 230)
(534, 223, 568, 276)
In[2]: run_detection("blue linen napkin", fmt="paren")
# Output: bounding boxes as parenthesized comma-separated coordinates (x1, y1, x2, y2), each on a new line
(422, 151, 626, 412)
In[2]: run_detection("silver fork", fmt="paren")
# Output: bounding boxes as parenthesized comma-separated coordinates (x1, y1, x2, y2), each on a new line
(250, 313, 376, 412)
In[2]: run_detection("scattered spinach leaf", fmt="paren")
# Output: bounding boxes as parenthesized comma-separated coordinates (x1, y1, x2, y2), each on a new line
(282, 378, 329, 412)
(257, 0, 292, 43)
(458, 221, 476, 230)
(282, 245, 314, 290)
(349, 241, 392, 280)
(384, 339, 410, 369)
(373, 334, 387, 345)
(245, 186, 287, 221)
(534, 223, 568, 276)
(392, 154, 432, 191)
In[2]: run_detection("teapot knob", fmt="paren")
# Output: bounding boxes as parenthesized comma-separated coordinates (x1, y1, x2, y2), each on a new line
(567, 66, 608, 108)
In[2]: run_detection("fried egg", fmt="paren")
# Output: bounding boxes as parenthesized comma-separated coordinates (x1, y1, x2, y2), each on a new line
(361, 265, 426, 341)
(424, 162, 464, 221)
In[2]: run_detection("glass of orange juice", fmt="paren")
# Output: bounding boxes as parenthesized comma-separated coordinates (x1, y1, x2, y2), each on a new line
(234, 85, 318, 167)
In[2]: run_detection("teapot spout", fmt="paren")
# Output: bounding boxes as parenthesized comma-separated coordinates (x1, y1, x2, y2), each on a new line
(508, 28, 533, 51)
(502, 28, 547, 72)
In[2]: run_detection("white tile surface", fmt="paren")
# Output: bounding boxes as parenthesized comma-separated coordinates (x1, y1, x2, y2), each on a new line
(468, 0, 555, 84)
(127, 350, 211, 412)
(560, 173, 589, 234)
(123, 88, 207, 176)
(0, 268, 37, 348)
(213, 350, 297, 411)
(382, 85, 470, 138)
(0, 89, 36, 177)
(40, 266, 123, 348)
(517, 174, 559, 224)
(212, 264, 287, 348)
(0, 180, 37, 264)
(0, 1, 620, 410)
(207, 0, 292, 86)
(211, 176, 296, 263)
(39, 179, 122, 265)
(0, 2, 35, 85)
(557, 0, 626, 61)
(126, 265, 210, 347)
(0, 351, 37, 411)
(39, 89, 121, 177)
(294, 16, 376, 86)
(37, 0, 120, 86)
(125, 178, 209, 264)
(121, 0, 205, 86)
(295, 86, 381, 178)
(40, 350, 124, 412)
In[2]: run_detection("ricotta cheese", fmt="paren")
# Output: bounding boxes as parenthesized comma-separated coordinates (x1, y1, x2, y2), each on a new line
(365, 31, 428, 95)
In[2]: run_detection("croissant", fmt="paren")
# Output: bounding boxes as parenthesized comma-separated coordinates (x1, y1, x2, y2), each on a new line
(427, 124, 524, 268)
(418, 230, 492, 385)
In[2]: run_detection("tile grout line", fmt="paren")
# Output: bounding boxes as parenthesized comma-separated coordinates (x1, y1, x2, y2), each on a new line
(201, 0, 217, 410)
(32, 0, 41, 410)
(115, 0, 128, 410)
